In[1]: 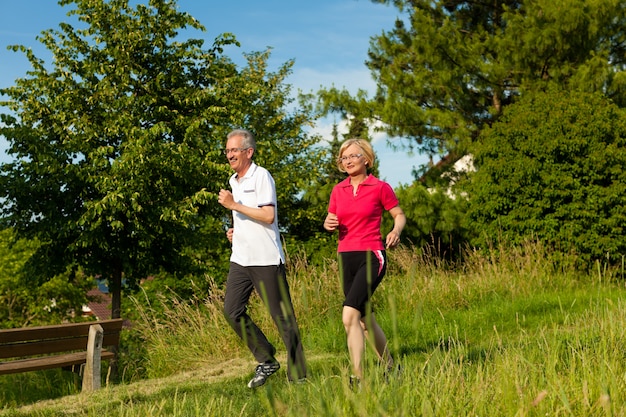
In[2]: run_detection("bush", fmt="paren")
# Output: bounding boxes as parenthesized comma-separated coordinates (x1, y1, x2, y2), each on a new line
(465, 89, 626, 267)
(391, 182, 471, 260)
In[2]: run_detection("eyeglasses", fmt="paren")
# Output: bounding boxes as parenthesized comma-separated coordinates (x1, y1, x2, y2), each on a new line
(224, 147, 249, 155)
(338, 153, 363, 163)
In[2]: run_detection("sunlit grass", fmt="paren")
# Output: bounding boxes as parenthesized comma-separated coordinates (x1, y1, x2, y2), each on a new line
(2, 242, 626, 416)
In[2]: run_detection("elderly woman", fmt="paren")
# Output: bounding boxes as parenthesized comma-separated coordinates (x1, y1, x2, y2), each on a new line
(323, 138, 406, 388)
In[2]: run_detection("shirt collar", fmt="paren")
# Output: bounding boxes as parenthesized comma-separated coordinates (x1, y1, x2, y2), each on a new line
(338, 174, 379, 188)
(232, 161, 257, 181)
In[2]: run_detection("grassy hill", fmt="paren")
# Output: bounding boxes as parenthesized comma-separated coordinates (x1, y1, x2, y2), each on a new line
(2, 243, 626, 416)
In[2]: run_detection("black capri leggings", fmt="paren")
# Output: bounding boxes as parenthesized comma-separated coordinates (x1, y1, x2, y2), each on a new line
(339, 250, 387, 317)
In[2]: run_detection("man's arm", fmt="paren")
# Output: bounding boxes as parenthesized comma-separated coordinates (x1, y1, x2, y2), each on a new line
(218, 189, 275, 224)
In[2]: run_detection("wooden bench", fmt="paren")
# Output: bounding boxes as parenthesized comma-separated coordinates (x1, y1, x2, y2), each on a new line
(0, 318, 124, 392)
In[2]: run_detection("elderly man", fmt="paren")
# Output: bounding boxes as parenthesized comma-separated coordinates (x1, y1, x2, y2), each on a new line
(217, 128, 307, 388)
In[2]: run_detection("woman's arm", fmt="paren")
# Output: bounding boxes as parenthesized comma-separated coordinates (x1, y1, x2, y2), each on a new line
(385, 206, 406, 248)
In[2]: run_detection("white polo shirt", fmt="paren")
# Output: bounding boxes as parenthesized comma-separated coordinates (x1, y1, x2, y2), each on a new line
(229, 162, 285, 266)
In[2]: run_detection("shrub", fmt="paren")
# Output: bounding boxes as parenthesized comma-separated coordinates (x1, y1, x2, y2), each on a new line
(466, 89, 626, 267)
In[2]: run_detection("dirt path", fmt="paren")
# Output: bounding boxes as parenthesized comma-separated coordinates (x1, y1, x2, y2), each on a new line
(7, 354, 336, 416)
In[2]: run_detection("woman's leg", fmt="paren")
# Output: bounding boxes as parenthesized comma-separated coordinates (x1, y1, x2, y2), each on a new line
(360, 313, 393, 368)
(342, 305, 365, 378)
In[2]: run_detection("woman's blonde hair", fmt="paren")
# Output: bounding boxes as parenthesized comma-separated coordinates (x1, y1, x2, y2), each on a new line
(336, 138, 375, 173)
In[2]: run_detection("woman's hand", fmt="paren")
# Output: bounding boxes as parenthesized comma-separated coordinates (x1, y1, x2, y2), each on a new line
(324, 213, 339, 232)
(385, 230, 401, 249)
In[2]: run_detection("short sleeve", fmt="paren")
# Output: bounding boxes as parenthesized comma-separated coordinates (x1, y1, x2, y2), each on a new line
(328, 186, 338, 213)
(255, 168, 277, 207)
(380, 181, 399, 211)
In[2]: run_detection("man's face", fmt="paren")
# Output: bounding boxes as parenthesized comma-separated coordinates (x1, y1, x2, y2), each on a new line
(225, 134, 253, 174)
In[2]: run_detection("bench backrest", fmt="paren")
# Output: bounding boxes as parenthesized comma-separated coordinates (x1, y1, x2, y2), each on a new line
(0, 319, 124, 359)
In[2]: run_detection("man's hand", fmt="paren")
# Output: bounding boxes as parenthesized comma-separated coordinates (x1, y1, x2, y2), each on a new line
(218, 189, 236, 210)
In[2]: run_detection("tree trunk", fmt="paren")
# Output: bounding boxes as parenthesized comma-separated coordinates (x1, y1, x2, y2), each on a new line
(110, 263, 122, 319)
(108, 262, 123, 382)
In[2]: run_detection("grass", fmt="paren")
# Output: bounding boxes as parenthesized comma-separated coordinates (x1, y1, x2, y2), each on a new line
(2, 242, 626, 416)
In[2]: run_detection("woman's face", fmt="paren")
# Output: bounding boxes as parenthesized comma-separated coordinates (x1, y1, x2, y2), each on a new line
(340, 144, 367, 175)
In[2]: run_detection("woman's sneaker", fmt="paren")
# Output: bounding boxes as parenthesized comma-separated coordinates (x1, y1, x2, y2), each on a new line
(384, 364, 403, 383)
(349, 375, 361, 391)
(247, 361, 280, 388)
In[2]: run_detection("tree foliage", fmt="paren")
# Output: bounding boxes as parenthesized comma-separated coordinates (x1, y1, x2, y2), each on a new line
(318, 0, 626, 163)
(0, 0, 322, 319)
(311, 0, 626, 261)
(465, 89, 626, 265)
(389, 182, 469, 259)
(0, 228, 93, 328)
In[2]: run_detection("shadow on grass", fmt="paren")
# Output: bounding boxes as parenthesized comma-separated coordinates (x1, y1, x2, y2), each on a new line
(0, 369, 80, 407)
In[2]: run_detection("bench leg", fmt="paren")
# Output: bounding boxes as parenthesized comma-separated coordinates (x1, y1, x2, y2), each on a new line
(82, 324, 104, 392)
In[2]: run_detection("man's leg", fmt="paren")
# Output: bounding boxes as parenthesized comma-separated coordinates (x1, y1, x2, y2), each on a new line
(224, 262, 277, 363)
(252, 264, 307, 381)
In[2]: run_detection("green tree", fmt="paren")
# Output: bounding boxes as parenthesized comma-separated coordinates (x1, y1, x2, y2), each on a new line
(283, 123, 344, 265)
(319, 0, 626, 164)
(389, 181, 470, 259)
(465, 89, 626, 265)
(314, 0, 626, 257)
(0, 0, 321, 320)
(0, 228, 93, 328)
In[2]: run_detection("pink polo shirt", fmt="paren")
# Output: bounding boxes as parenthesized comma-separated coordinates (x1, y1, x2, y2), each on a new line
(328, 174, 399, 252)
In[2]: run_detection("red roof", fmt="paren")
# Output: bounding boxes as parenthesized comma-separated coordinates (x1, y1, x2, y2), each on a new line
(83, 287, 112, 320)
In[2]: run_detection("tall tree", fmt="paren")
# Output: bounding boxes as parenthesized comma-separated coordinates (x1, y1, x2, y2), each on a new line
(0, 0, 320, 320)
(318, 0, 626, 166)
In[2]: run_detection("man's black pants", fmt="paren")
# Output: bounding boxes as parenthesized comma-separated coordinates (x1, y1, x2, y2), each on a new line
(223, 262, 306, 380)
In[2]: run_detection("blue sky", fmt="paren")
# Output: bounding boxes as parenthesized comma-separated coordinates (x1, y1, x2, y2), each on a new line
(0, 0, 426, 187)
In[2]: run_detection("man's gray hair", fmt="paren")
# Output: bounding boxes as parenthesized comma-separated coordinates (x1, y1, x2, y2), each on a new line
(227, 129, 256, 150)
